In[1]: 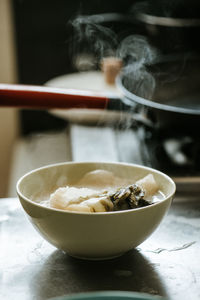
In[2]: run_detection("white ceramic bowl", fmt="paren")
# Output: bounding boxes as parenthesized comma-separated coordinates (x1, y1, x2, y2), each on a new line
(16, 162, 176, 260)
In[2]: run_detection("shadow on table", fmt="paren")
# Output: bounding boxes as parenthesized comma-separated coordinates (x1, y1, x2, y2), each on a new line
(31, 249, 168, 300)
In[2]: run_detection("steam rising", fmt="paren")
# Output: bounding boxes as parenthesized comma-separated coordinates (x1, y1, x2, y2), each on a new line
(70, 15, 158, 99)
(71, 16, 118, 60)
(121, 65, 156, 100)
(117, 35, 157, 99)
(117, 35, 157, 66)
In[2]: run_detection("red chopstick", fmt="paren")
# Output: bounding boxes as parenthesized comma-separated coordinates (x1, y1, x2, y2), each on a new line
(0, 84, 109, 109)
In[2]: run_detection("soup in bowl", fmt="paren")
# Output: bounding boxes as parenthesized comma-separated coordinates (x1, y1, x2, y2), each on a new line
(16, 162, 176, 260)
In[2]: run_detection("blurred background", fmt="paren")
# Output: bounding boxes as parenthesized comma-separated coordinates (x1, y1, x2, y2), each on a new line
(1, 0, 200, 197)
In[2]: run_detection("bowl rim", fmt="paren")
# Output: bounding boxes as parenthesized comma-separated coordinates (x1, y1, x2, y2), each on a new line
(16, 161, 176, 216)
(49, 290, 166, 300)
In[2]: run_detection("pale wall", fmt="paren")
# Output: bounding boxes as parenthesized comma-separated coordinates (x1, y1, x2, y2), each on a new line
(0, 0, 19, 197)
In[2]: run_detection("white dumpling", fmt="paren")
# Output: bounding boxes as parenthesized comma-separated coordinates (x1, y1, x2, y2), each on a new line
(67, 196, 113, 213)
(77, 169, 118, 188)
(49, 186, 113, 212)
(136, 174, 159, 198)
(50, 186, 101, 210)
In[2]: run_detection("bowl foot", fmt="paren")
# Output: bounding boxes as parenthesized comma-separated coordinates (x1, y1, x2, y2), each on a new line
(67, 252, 125, 261)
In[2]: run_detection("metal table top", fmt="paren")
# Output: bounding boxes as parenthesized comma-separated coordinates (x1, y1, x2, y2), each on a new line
(0, 197, 200, 300)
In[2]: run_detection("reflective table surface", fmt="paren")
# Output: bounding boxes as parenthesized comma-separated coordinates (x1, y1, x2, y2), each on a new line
(0, 197, 200, 300)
